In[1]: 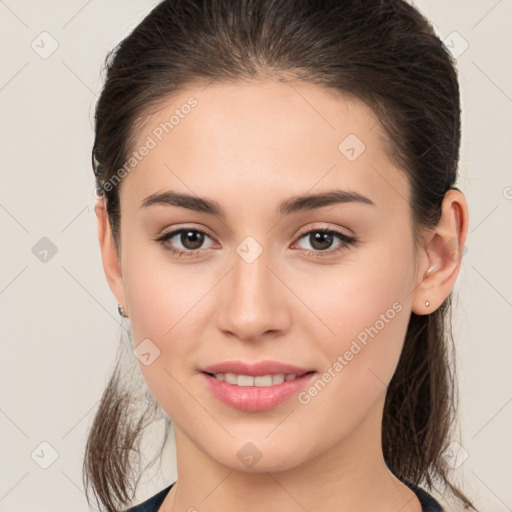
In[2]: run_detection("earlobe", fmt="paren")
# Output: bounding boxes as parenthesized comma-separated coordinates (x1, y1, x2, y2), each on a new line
(94, 198, 127, 313)
(411, 189, 469, 315)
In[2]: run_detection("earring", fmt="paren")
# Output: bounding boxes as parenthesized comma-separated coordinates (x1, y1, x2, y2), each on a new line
(425, 300, 430, 307)
(118, 304, 128, 318)
(426, 264, 440, 276)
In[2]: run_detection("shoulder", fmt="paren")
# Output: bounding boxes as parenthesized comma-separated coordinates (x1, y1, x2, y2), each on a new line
(123, 482, 175, 512)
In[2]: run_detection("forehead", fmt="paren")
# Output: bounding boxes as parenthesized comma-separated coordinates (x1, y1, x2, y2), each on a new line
(122, 79, 409, 214)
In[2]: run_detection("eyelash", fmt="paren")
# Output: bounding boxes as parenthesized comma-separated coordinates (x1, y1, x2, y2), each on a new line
(155, 226, 357, 259)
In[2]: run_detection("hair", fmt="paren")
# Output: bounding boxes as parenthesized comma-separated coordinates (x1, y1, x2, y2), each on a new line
(84, 0, 475, 511)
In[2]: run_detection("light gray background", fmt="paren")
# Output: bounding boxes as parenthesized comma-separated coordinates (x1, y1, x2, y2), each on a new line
(0, 1, 511, 511)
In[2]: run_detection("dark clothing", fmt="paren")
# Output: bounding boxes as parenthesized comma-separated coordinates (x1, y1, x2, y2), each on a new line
(125, 478, 444, 511)
(124, 483, 173, 512)
(403, 479, 445, 511)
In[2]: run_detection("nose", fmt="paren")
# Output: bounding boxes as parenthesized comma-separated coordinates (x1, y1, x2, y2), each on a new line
(216, 247, 291, 342)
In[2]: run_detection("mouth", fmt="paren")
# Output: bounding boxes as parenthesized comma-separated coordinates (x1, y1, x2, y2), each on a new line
(199, 362, 318, 412)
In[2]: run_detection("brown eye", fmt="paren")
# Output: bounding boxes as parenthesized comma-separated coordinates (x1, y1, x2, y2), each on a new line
(156, 227, 214, 257)
(308, 231, 335, 251)
(177, 230, 205, 250)
(294, 228, 357, 258)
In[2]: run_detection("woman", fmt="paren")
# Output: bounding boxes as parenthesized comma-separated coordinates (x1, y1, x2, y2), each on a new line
(83, 0, 475, 511)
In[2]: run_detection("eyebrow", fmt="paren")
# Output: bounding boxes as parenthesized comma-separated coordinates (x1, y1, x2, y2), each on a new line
(140, 188, 375, 217)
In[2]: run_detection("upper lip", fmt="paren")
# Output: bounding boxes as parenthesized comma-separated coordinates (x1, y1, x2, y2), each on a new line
(201, 360, 315, 377)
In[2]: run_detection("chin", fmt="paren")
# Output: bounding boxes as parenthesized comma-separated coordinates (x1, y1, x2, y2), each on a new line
(208, 437, 312, 474)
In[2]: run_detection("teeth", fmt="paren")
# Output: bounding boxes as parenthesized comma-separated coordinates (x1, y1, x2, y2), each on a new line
(212, 372, 301, 387)
(237, 374, 255, 387)
(224, 373, 238, 385)
(271, 374, 285, 385)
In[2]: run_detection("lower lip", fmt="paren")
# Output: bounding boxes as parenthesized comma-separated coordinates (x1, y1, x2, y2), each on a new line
(201, 372, 316, 412)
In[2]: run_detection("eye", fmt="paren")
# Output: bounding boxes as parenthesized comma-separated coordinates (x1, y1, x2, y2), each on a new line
(292, 227, 357, 258)
(155, 227, 215, 258)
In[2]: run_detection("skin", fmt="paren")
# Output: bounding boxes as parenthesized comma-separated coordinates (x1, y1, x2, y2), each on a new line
(95, 79, 468, 512)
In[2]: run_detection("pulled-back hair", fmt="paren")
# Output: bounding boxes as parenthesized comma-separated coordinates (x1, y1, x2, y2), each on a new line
(84, 1, 475, 510)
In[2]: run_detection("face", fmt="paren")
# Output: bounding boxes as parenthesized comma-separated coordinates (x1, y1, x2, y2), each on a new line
(105, 79, 422, 472)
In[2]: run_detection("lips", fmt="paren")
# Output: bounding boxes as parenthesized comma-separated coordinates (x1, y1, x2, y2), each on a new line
(200, 360, 317, 412)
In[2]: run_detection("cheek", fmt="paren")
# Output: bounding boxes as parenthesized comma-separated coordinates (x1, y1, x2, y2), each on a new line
(287, 272, 411, 450)
(122, 235, 207, 340)
(295, 248, 414, 399)
(120, 247, 212, 417)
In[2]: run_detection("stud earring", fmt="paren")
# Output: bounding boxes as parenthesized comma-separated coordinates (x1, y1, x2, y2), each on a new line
(425, 300, 430, 307)
(426, 264, 440, 276)
(118, 304, 128, 318)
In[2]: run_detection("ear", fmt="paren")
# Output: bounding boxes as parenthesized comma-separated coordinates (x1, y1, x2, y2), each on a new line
(411, 189, 469, 315)
(94, 197, 128, 315)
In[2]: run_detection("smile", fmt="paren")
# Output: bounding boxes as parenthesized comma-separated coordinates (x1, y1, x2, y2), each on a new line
(201, 371, 317, 412)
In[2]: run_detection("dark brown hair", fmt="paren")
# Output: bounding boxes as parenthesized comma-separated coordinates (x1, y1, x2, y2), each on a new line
(84, 1, 475, 510)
